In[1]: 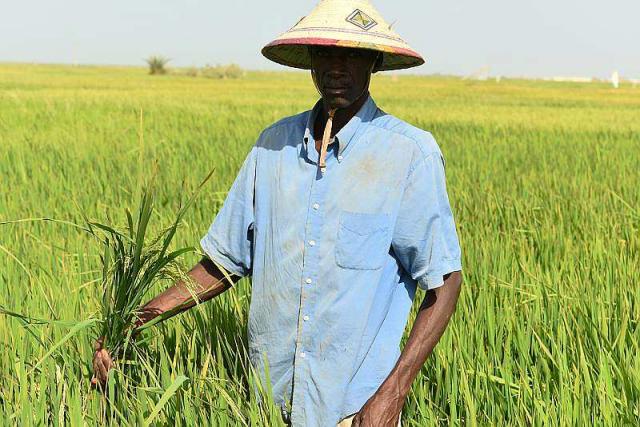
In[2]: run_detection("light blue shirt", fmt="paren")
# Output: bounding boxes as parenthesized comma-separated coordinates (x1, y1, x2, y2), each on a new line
(200, 95, 462, 426)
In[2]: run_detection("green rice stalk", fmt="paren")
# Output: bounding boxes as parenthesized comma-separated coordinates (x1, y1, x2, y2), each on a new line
(90, 169, 215, 358)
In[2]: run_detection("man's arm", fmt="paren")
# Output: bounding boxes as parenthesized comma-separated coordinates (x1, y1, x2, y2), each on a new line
(91, 256, 239, 386)
(134, 257, 238, 327)
(352, 271, 463, 427)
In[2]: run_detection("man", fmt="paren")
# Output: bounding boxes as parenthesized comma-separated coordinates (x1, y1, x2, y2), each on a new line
(92, 1, 463, 426)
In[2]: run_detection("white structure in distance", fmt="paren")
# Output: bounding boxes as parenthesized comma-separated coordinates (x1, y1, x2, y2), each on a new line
(611, 71, 620, 89)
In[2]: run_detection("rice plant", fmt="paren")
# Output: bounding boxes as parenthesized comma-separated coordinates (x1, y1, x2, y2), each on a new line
(89, 170, 214, 361)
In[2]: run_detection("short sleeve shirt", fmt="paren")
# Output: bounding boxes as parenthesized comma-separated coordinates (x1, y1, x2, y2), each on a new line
(200, 95, 462, 426)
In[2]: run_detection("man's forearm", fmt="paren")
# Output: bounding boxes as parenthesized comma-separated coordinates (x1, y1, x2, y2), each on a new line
(134, 257, 238, 328)
(382, 271, 462, 397)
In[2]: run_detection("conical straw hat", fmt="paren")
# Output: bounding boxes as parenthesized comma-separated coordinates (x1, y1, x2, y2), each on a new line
(262, 0, 424, 72)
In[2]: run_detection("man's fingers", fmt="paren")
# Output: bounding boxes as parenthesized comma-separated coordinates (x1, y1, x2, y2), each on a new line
(91, 339, 113, 390)
(90, 376, 100, 387)
(97, 350, 112, 370)
(94, 357, 107, 382)
(94, 352, 112, 383)
(92, 354, 101, 378)
(93, 349, 112, 372)
(102, 350, 113, 370)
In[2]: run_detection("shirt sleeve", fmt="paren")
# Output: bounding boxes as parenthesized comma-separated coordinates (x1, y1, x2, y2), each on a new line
(200, 147, 257, 278)
(392, 149, 462, 290)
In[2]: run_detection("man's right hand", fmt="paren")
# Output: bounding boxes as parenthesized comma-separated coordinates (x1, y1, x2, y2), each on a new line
(88, 258, 235, 388)
(91, 337, 113, 387)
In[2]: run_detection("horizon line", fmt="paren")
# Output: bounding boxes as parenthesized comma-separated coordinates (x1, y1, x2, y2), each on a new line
(1, 60, 636, 83)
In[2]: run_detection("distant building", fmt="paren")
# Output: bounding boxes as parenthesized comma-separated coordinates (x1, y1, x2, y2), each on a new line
(543, 76, 593, 83)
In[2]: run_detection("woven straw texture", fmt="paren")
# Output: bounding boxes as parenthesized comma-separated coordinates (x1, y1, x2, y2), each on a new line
(262, 0, 424, 71)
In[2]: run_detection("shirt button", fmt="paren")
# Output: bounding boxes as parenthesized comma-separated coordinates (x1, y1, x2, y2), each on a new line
(300, 351, 306, 358)
(305, 278, 312, 284)
(303, 315, 309, 321)
(312, 203, 320, 210)
(308, 240, 316, 246)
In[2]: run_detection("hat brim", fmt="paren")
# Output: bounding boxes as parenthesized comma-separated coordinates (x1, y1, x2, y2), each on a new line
(262, 37, 425, 72)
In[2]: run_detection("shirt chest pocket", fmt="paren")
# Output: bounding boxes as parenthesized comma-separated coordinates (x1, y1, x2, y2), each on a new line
(335, 211, 392, 270)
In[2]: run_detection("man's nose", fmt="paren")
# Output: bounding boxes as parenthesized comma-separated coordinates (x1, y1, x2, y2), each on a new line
(326, 70, 347, 79)
(325, 54, 348, 72)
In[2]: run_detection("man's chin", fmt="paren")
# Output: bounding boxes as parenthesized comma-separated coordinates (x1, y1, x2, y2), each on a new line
(323, 96, 352, 111)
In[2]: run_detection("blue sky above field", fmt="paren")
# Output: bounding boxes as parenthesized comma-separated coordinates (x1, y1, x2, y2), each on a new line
(1, 0, 638, 78)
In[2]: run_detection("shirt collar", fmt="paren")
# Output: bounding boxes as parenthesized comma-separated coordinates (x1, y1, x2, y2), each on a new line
(303, 94, 378, 158)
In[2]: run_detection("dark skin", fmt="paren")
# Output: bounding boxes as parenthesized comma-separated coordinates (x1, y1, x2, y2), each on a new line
(309, 45, 379, 146)
(92, 45, 463, 427)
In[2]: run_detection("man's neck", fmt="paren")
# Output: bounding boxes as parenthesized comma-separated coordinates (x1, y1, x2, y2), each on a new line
(313, 91, 370, 142)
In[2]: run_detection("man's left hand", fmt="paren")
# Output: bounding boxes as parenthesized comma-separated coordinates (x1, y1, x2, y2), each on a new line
(351, 383, 404, 427)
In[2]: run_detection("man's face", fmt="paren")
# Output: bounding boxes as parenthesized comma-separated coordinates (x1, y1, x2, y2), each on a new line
(310, 46, 379, 110)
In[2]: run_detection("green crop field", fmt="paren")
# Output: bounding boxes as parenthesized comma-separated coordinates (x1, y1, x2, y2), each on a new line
(1, 63, 638, 425)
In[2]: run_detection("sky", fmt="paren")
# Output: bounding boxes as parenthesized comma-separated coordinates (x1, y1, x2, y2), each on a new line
(1, 0, 638, 79)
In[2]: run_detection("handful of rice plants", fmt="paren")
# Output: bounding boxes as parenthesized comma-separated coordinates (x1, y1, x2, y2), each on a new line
(1, 170, 214, 382)
(89, 171, 214, 359)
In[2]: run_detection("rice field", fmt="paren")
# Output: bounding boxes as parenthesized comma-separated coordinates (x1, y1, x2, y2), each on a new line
(0, 63, 639, 425)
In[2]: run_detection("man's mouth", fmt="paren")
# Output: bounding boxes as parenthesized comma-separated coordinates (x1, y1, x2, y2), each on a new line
(323, 81, 349, 92)
(323, 72, 350, 91)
